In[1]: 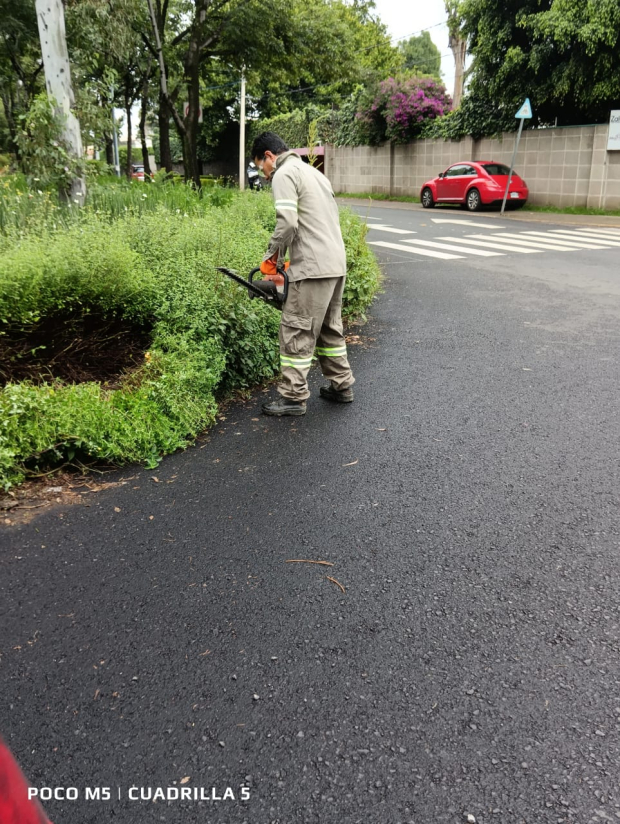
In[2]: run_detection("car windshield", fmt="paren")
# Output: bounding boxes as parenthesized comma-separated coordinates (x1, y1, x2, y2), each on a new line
(481, 163, 511, 176)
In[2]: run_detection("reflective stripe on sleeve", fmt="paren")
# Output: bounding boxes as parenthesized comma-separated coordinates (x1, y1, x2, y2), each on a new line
(275, 199, 298, 212)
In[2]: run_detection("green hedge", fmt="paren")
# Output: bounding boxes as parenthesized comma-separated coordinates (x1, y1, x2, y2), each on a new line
(247, 106, 340, 151)
(0, 192, 380, 489)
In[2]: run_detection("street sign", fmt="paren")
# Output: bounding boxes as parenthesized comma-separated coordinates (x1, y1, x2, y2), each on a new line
(183, 103, 203, 123)
(607, 110, 620, 151)
(515, 98, 532, 119)
(501, 98, 533, 214)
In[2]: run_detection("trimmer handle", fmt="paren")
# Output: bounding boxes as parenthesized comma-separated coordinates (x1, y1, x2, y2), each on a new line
(249, 266, 289, 304)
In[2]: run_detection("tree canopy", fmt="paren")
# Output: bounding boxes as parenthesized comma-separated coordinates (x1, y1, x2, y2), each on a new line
(399, 31, 441, 79)
(0, 0, 402, 181)
(461, 0, 620, 126)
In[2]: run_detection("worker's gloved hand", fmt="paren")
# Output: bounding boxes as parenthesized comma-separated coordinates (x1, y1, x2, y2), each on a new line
(260, 257, 289, 277)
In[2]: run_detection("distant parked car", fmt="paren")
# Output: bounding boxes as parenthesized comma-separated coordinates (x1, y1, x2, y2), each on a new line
(131, 164, 146, 182)
(420, 161, 529, 211)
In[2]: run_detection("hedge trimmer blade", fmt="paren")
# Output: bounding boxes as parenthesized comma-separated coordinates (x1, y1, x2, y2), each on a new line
(215, 266, 286, 309)
(215, 267, 270, 300)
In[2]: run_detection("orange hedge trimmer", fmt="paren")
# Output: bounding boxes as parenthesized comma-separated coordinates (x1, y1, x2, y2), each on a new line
(216, 261, 289, 310)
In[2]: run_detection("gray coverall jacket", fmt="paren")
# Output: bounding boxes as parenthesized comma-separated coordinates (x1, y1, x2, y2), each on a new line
(264, 151, 354, 400)
(265, 151, 347, 281)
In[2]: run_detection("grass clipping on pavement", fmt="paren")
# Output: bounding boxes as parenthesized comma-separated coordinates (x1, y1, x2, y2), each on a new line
(0, 191, 381, 490)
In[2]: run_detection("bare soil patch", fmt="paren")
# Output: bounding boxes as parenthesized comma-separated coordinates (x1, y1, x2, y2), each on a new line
(0, 311, 151, 388)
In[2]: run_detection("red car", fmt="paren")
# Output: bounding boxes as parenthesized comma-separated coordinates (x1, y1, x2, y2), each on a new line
(420, 161, 529, 211)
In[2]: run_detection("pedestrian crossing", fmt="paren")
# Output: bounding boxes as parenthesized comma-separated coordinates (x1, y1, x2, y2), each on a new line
(367, 223, 620, 261)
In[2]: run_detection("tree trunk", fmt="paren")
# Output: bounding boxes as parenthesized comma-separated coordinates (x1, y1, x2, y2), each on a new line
(181, 0, 207, 189)
(147, 0, 185, 173)
(125, 101, 133, 179)
(35, 0, 86, 204)
(0, 90, 20, 159)
(104, 133, 114, 165)
(449, 35, 467, 109)
(158, 91, 173, 172)
(139, 66, 152, 175)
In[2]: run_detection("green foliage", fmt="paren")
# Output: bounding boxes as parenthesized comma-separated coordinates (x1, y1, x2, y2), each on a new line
(0, 0, 44, 154)
(399, 31, 442, 79)
(339, 210, 382, 320)
(14, 94, 85, 191)
(420, 92, 517, 140)
(329, 87, 371, 147)
(85, 159, 115, 178)
(460, 0, 620, 125)
(247, 106, 330, 150)
(0, 190, 380, 488)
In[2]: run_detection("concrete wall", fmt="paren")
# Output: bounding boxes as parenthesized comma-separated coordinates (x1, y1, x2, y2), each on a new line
(325, 124, 620, 210)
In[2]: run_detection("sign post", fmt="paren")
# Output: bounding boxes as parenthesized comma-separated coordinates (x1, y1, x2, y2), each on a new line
(501, 97, 532, 215)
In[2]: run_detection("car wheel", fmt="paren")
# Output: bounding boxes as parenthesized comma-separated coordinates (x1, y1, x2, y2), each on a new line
(466, 188, 481, 211)
(421, 188, 435, 208)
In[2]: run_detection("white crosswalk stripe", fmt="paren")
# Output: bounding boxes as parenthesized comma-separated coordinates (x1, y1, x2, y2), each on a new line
(464, 234, 576, 252)
(369, 241, 463, 260)
(543, 230, 620, 247)
(557, 227, 620, 237)
(367, 224, 417, 235)
(519, 230, 616, 247)
(437, 236, 541, 253)
(572, 227, 620, 236)
(402, 238, 503, 256)
(366, 223, 620, 261)
(484, 232, 609, 250)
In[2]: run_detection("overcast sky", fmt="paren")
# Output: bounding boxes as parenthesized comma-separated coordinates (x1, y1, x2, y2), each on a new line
(370, 0, 455, 96)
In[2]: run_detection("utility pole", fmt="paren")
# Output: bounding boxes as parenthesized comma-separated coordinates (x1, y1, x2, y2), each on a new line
(35, 0, 86, 204)
(239, 68, 246, 191)
(110, 86, 121, 177)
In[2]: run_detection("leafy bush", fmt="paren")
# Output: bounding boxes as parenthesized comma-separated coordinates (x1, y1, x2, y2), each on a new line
(420, 93, 518, 141)
(0, 193, 380, 489)
(247, 105, 336, 150)
(15, 94, 85, 191)
(357, 75, 451, 144)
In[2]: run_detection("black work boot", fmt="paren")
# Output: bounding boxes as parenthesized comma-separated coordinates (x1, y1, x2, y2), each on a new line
(319, 383, 354, 403)
(262, 397, 307, 416)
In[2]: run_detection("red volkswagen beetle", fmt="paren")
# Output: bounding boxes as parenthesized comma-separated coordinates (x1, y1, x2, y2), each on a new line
(420, 161, 529, 211)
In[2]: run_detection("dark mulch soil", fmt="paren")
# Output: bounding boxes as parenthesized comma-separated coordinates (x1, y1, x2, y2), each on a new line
(0, 311, 152, 388)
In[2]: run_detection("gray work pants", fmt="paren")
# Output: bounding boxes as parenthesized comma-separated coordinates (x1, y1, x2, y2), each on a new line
(278, 276, 355, 401)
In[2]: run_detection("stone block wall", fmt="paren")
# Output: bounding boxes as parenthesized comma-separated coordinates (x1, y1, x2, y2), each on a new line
(325, 124, 620, 210)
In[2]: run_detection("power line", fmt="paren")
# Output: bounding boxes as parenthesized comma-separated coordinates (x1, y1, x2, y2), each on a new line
(390, 20, 448, 45)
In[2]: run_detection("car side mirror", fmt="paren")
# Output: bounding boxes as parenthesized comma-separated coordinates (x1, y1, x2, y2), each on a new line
(438, 172, 444, 178)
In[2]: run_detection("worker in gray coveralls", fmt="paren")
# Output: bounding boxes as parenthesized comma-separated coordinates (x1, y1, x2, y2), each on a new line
(251, 131, 355, 417)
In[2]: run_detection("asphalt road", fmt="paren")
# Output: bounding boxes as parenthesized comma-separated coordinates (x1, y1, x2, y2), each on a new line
(2, 206, 620, 824)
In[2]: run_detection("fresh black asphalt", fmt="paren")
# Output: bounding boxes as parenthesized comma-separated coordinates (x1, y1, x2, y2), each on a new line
(1, 206, 620, 824)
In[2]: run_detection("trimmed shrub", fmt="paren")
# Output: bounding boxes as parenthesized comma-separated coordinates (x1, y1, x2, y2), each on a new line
(0, 192, 380, 488)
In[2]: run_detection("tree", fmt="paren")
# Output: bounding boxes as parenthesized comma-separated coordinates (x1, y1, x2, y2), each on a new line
(65, 0, 152, 177)
(521, 0, 620, 121)
(445, 0, 467, 109)
(0, 0, 45, 157)
(460, 0, 620, 125)
(147, 0, 402, 186)
(399, 31, 441, 79)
